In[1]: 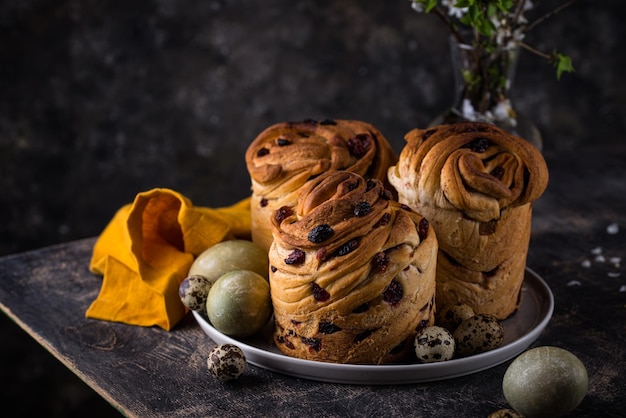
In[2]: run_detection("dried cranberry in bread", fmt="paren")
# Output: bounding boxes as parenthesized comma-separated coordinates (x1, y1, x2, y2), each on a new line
(245, 119, 397, 252)
(388, 122, 548, 319)
(269, 171, 437, 364)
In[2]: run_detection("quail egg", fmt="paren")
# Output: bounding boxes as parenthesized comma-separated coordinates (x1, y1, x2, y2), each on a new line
(207, 344, 247, 382)
(179, 275, 213, 313)
(414, 326, 456, 363)
(503, 346, 588, 418)
(436, 302, 475, 332)
(453, 314, 504, 357)
(488, 409, 524, 418)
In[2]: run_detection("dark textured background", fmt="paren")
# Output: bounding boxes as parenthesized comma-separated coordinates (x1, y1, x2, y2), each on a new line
(1, 0, 623, 416)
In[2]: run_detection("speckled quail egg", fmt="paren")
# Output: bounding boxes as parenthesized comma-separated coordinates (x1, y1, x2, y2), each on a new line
(488, 409, 524, 418)
(453, 314, 504, 357)
(207, 344, 247, 382)
(178, 275, 213, 313)
(436, 302, 475, 332)
(503, 346, 588, 418)
(414, 326, 456, 363)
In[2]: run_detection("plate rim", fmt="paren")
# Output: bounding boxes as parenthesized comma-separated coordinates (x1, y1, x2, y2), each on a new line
(193, 267, 554, 384)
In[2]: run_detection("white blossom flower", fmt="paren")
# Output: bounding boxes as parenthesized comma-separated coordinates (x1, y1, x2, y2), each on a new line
(524, 0, 534, 11)
(496, 27, 526, 50)
(495, 25, 511, 46)
(410, 0, 425, 13)
(442, 0, 468, 18)
(493, 99, 517, 127)
(461, 99, 478, 121)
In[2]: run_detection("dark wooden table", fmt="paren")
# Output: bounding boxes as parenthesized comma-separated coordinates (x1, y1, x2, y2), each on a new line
(1, 145, 624, 417)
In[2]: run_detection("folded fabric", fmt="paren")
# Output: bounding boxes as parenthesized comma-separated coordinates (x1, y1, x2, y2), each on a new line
(87, 188, 251, 330)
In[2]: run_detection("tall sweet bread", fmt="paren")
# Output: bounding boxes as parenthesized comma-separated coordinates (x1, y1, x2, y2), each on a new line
(268, 171, 437, 364)
(245, 119, 397, 252)
(388, 122, 548, 319)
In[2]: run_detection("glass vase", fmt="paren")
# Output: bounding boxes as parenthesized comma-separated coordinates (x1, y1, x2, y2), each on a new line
(431, 36, 543, 151)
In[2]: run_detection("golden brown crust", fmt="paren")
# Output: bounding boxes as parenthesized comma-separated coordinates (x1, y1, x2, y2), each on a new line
(388, 122, 548, 319)
(245, 119, 398, 252)
(268, 171, 437, 364)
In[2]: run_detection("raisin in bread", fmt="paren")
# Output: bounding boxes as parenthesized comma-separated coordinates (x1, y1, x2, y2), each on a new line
(268, 171, 437, 364)
(388, 122, 548, 319)
(245, 119, 397, 252)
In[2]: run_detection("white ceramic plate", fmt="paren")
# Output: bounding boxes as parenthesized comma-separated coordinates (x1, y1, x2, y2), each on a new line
(193, 268, 553, 385)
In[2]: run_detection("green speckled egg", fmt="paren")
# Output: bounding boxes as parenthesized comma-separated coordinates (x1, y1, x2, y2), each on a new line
(189, 239, 269, 283)
(206, 270, 272, 337)
(503, 346, 588, 418)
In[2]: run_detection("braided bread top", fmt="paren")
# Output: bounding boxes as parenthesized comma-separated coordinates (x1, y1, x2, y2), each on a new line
(246, 119, 397, 200)
(388, 122, 548, 222)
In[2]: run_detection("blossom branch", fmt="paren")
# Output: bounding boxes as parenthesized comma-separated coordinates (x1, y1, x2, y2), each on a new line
(519, 42, 551, 60)
(512, 0, 527, 26)
(525, 0, 581, 32)
(431, 6, 465, 44)
(408, 0, 577, 79)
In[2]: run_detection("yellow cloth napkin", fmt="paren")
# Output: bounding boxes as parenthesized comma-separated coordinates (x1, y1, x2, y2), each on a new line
(87, 188, 251, 330)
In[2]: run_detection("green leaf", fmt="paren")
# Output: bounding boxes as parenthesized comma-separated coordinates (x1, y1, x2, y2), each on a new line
(497, 0, 515, 12)
(460, 3, 481, 28)
(416, 0, 439, 12)
(553, 53, 575, 79)
(479, 18, 495, 36)
(459, 3, 495, 36)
